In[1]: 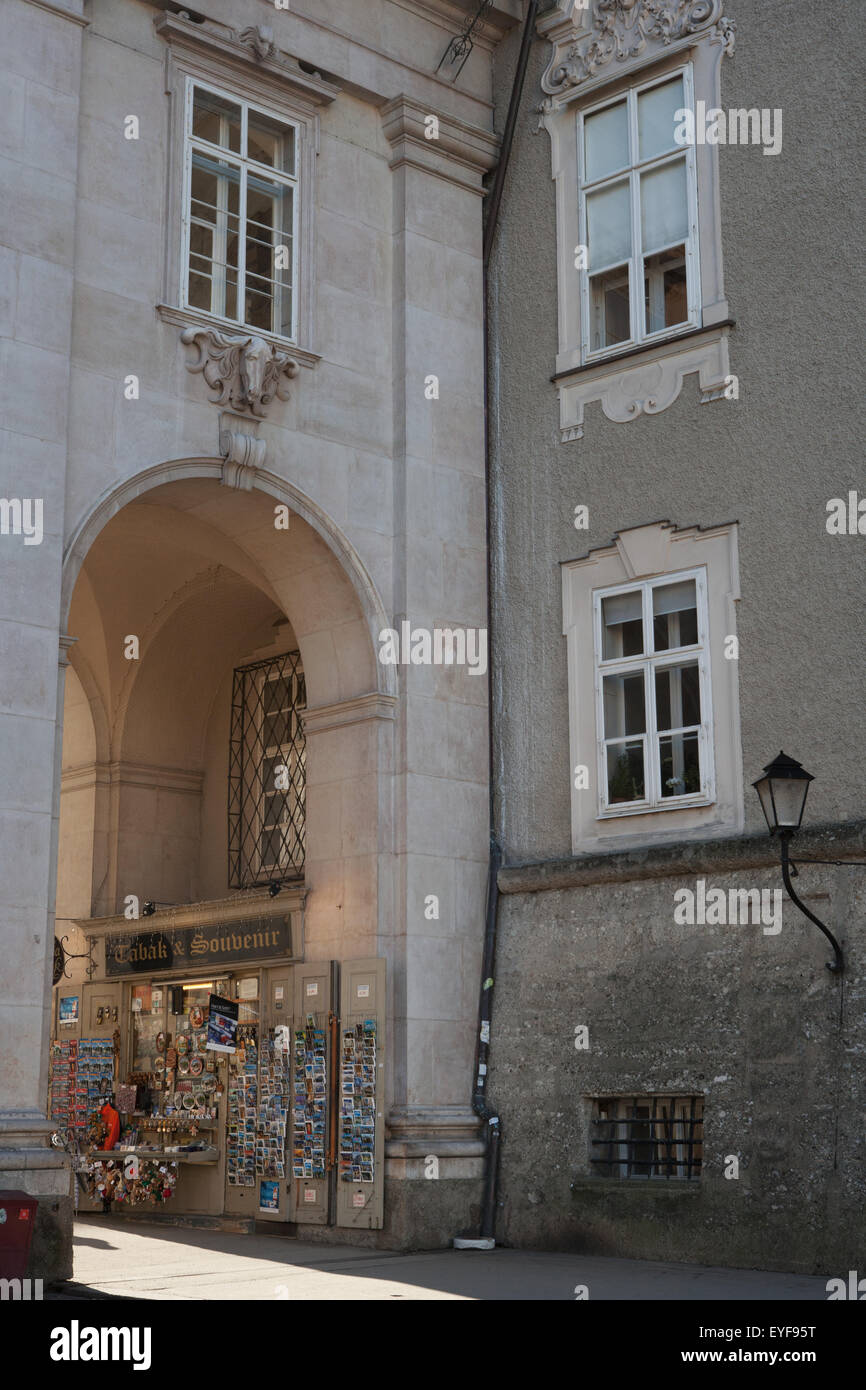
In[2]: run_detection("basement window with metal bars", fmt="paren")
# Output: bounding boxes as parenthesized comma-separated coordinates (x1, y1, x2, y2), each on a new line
(590, 1095, 704, 1180)
(228, 652, 306, 888)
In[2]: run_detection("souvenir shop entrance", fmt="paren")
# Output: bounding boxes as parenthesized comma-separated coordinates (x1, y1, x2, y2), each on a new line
(49, 903, 386, 1232)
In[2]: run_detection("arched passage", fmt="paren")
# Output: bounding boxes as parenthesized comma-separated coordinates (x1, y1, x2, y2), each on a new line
(57, 465, 396, 959)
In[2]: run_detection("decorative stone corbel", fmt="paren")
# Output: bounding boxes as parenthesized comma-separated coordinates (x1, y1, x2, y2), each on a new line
(181, 326, 299, 418)
(219, 414, 267, 490)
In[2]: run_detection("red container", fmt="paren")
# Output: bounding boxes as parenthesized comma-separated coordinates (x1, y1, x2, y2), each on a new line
(0, 1191, 38, 1281)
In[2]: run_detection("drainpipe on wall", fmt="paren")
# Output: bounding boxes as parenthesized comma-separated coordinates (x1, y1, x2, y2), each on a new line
(454, 0, 539, 1252)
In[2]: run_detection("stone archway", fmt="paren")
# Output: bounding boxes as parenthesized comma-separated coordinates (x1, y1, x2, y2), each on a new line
(56, 463, 397, 960)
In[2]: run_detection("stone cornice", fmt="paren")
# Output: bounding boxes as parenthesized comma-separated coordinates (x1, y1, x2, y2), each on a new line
(381, 95, 500, 193)
(391, 0, 523, 47)
(303, 692, 398, 735)
(76, 887, 307, 938)
(155, 12, 341, 107)
(386, 1105, 485, 1157)
(497, 820, 866, 895)
(22, 0, 88, 27)
(107, 761, 203, 795)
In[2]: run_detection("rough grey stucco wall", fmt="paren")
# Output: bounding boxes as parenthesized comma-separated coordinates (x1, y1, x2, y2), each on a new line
(488, 1, 866, 862)
(490, 861, 865, 1274)
(485, 3, 865, 1270)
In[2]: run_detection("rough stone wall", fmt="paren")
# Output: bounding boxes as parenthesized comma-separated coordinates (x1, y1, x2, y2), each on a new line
(490, 849, 865, 1273)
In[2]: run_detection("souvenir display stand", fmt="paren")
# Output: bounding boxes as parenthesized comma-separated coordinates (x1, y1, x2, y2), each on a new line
(51, 924, 385, 1230)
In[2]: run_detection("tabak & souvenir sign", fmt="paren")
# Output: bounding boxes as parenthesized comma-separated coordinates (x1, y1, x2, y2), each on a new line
(104, 915, 293, 976)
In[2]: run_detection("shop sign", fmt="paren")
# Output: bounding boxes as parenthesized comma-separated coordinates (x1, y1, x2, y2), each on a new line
(104, 915, 293, 977)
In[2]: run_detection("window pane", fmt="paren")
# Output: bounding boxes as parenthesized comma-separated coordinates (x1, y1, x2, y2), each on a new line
(640, 158, 688, 253)
(606, 741, 645, 804)
(603, 671, 646, 739)
(189, 152, 240, 319)
(654, 661, 701, 731)
(637, 76, 685, 162)
(587, 179, 631, 270)
(652, 579, 697, 650)
(644, 244, 687, 334)
(263, 711, 288, 749)
(245, 174, 294, 334)
(589, 265, 630, 352)
(584, 100, 629, 183)
(192, 87, 241, 154)
(259, 827, 282, 867)
(659, 730, 701, 797)
(602, 589, 644, 659)
(264, 677, 290, 714)
(248, 111, 296, 175)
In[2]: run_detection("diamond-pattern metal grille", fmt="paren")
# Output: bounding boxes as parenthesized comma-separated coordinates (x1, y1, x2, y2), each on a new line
(228, 651, 306, 888)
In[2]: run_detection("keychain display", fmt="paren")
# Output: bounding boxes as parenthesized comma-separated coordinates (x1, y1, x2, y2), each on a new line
(85, 1157, 177, 1206)
(339, 1020, 376, 1183)
(292, 1019, 327, 1179)
(256, 1030, 289, 1180)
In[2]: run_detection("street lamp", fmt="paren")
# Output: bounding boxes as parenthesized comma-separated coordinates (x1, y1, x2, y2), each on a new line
(753, 752, 844, 974)
(753, 751, 814, 833)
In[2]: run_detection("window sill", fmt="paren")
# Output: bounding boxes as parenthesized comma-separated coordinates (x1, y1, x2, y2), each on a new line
(598, 795, 713, 820)
(156, 303, 321, 371)
(552, 320, 735, 443)
(570, 1178, 702, 1195)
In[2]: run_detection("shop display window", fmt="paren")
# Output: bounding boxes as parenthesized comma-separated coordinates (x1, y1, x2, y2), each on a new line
(131, 983, 166, 1073)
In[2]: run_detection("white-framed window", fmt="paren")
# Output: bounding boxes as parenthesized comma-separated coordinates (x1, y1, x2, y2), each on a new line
(594, 568, 714, 816)
(579, 67, 700, 362)
(182, 80, 300, 342)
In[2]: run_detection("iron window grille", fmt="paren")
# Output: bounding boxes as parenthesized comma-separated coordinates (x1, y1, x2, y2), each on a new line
(229, 651, 306, 889)
(590, 1095, 704, 1180)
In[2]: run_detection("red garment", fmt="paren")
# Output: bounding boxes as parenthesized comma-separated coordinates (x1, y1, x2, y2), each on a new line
(99, 1103, 120, 1151)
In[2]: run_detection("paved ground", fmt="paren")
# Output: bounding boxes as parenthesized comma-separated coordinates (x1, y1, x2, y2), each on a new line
(58, 1215, 829, 1300)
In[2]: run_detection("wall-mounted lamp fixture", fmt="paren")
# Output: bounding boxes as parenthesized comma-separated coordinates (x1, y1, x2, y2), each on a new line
(753, 752, 845, 974)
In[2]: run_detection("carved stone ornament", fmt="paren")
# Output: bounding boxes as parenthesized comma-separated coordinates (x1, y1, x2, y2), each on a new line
(238, 25, 277, 63)
(181, 326, 299, 418)
(540, 0, 736, 98)
(557, 327, 732, 442)
(219, 428, 267, 490)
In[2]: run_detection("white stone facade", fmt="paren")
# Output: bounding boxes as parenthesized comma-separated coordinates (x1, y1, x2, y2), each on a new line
(1, 0, 520, 1271)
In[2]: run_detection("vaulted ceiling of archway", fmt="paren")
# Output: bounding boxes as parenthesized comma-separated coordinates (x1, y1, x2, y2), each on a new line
(66, 480, 378, 769)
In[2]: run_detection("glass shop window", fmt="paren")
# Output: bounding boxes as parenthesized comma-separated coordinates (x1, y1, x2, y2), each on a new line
(130, 983, 166, 1073)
